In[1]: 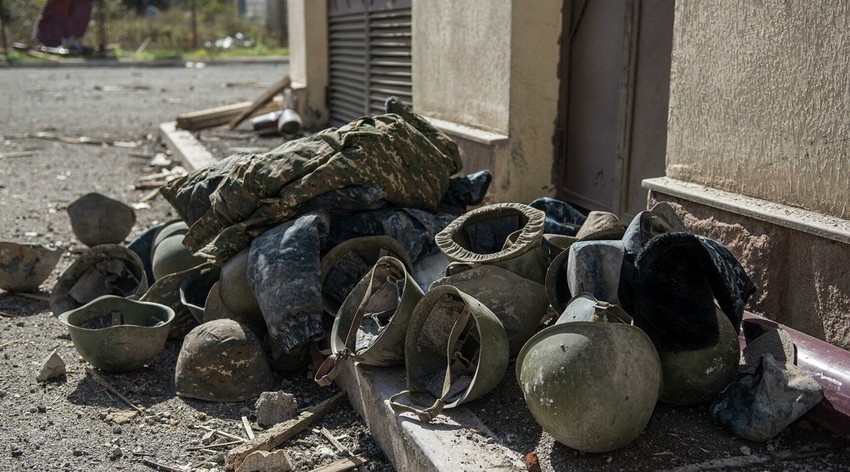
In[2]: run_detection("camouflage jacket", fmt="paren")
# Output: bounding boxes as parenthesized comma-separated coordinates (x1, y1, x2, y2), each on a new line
(160, 98, 462, 264)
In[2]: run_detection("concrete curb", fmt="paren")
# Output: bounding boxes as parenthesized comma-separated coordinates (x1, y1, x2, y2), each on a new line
(335, 362, 525, 472)
(159, 122, 217, 170)
(1, 56, 287, 69)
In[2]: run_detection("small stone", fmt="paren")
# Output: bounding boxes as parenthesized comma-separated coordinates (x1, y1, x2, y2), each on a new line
(740, 446, 751, 456)
(37, 405, 47, 413)
(11, 448, 23, 458)
(112, 425, 121, 434)
(29, 407, 37, 414)
(72, 449, 83, 457)
(104, 410, 137, 425)
(196, 412, 207, 421)
(36, 349, 66, 381)
(201, 431, 216, 445)
(255, 391, 298, 427)
(766, 444, 776, 452)
(235, 449, 293, 472)
(108, 445, 122, 461)
(524, 452, 540, 472)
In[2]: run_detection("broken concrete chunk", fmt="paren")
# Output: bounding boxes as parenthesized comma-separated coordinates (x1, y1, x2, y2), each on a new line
(201, 430, 216, 445)
(255, 391, 298, 427)
(36, 349, 66, 381)
(235, 449, 293, 472)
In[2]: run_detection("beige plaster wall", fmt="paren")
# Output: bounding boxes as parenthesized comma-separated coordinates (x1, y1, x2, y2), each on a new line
(413, 0, 561, 203)
(412, 0, 512, 134)
(666, 1, 850, 220)
(286, 0, 328, 126)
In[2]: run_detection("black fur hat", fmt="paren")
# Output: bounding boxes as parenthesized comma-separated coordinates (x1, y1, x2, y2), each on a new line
(631, 232, 724, 353)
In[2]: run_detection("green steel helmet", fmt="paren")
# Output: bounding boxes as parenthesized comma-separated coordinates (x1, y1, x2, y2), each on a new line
(320, 236, 412, 316)
(67, 192, 136, 247)
(316, 256, 424, 386)
(389, 285, 509, 422)
(50, 244, 149, 316)
(57, 295, 174, 373)
(0, 241, 63, 292)
(516, 294, 662, 453)
(151, 233, 206, 281)
(179, 265, 221, 323)
(657, 307, 740, 405)
(175, 319, 274, 402)
(218, 249, 264, 327)
(435, 202, 547, 284)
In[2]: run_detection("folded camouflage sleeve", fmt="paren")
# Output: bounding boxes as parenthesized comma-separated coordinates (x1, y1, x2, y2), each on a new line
(160, 97, 462, 264)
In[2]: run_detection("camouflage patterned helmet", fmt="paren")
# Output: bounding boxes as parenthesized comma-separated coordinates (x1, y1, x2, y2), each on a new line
(175, 319, 274, 402)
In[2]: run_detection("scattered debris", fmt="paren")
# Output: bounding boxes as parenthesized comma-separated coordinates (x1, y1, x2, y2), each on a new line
(0, 151, 35, 159)
(195, 424, 247, 443)
(241, 416, 256, 441)
(175, 98, 283, 131)
(140, 457, 186, 472)
(228, 75, 291, 129)
(36, 349, 66, 381)
(9, 292, 50, 303)
(235, 449, 293, 472)
(94, 84, 152, 92)
(1, 131, 140, 148)
(104, 410, 139, 425)
(226, 392, 346, 471)
(255, 391, 298, 427)
(524, 452, 540, 472)
(187, 440, 244, 451)
(307, 455, 368, 472)
(108, 444, 123, 460)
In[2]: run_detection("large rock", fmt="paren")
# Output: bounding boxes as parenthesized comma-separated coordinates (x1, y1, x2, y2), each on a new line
(254, 391, 298, 427)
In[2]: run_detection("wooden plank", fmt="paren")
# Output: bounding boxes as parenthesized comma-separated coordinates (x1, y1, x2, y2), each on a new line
(225, 392, 346, 471)
(175, 97, 281, 131)
(309, 455, 368, 472)
(159, 122, 217, 170)
(228, 75, 291, 129)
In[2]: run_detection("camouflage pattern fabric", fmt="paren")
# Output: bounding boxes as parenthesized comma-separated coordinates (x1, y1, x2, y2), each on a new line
(161, 97, 462, 264)
(246, 212, 329, 353)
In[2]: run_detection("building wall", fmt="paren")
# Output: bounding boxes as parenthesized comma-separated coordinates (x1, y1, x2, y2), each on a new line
(286, 0, 328, 126)
(413, 0, 562, 203)
(667, 1, 850, 220)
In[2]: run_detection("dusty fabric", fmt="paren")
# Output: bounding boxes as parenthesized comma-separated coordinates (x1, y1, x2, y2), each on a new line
(529, 197, 586, 236)
(161, 97, 462, 264)
(247, 212, 329, 353)
(711, 353, 823, 442)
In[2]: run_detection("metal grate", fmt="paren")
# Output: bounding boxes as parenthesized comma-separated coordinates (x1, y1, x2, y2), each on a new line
(328, 0, 412, 127)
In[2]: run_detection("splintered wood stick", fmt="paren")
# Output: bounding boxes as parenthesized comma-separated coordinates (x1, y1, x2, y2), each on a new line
(186, 440, 244, 451)
(85, 367, 146, 415)
(140, 457, 185, 472)
(241, 416, 255, 440)
(195, 424, 246, 443)
(140, 188, 161, 203)
(228, 75, 291, 129)
(319, 427, 366, 472)
(308, 455, 368, 472)
(9, 292, 50, 302)
(225, 392, 346, 471)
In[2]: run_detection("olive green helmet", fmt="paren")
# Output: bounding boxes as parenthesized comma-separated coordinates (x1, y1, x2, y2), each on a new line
(435, 203, 547, 284)
(51, 244, 148, 316)
(320, 236, 412, 316)
(58, 295, 174, 373)
(390, 285, 509, 422)
(175, 319, 274, 402)
(316, 256, 424, 386)
(67, 192, 136, 247)
(218, 249, 264, 328)
(516, 294, 662, 453)
(657, 307, 740, 405)
(151, 227, 206, 281)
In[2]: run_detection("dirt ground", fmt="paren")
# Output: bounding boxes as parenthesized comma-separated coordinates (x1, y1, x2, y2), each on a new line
(1, 63, 849, 472)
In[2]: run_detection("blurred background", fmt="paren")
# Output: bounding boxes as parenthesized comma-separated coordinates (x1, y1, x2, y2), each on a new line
(0, 0, 288, 59)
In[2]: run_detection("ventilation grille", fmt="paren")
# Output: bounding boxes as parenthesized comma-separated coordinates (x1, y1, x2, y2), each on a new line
(328, 0, 412, 127)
